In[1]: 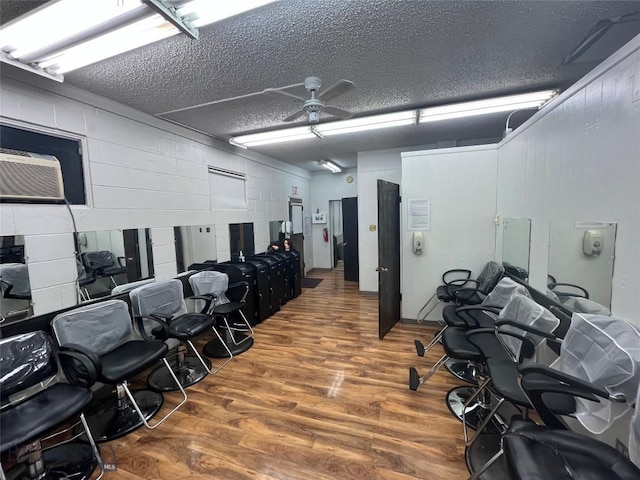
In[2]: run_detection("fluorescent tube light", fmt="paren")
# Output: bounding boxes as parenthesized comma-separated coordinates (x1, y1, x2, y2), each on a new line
(178, 0, 278, 28)
(229, 126, 316, 148)
(419, 91, 556, 123)
(317, 111, 416, 136)
(318, 159, 342, 173)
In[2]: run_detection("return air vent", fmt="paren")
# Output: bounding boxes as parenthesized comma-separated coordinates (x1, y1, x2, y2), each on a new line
(0, 148, 65, 203)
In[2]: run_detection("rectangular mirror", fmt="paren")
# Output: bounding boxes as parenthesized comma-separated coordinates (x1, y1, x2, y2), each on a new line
(0, 235, 32, 324)
(229, 223, 255, 259)
(501, 217, 531, 282)
(174, 225, 217, 273)
(547, 221, 616, 314)
(269, 220, 285, 244)
(76, 228, 154, 300)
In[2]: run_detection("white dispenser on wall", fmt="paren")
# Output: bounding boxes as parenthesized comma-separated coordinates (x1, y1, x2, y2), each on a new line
(412, 232, 424, 255)
(583, 230, 603, 256)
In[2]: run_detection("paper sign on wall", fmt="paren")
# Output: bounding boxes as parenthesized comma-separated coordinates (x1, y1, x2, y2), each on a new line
(408, 198, 431, 231)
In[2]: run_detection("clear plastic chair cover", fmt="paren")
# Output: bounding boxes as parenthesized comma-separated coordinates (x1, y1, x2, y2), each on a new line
(561, 296, 611, 316)
(498, 294, 560, 361)
(129, 279, 186, 319)
(551, 314, 640, 434)
(0, 263, 31, 297)
(52, 299, 135, 356)
(111, 278, 155, 296)
(476, 261, 504, 294)
(482, 278, 531, 309)
(189, 271, 230, 307)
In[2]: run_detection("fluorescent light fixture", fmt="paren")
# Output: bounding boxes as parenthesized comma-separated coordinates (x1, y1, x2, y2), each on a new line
(318, 159, 342, 173)
(418, 91, 556, 123)
(229, 90, 556, 148)
(0, 0, 277, 78)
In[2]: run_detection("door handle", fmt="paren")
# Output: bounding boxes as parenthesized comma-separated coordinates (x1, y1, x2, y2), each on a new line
(376, 266, 388, 272)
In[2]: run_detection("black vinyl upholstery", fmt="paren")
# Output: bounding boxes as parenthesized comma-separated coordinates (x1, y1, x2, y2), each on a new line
(99, 340, 168, 383)
(503, 420, 640, 480)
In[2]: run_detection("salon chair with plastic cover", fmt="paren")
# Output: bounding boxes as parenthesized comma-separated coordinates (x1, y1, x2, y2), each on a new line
(189, 270, 254, 358)
(0, 331, 104, 480)
(469, 313, 640, 480)
(81, 250, 127, 287)
(129, 279, 228, 391)
(51, 299, 187, 443)
(0, 263, 31, 300)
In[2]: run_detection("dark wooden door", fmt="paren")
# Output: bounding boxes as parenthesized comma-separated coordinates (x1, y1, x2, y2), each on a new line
(342, 197, 359, 282)
(123, 229, 141, 282)
(377, 180, 401, 339)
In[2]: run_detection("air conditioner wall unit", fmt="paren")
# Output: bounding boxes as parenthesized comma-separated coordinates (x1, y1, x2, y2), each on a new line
(0, 148, 65, 203)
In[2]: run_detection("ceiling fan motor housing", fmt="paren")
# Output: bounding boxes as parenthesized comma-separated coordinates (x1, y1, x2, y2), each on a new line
(303, 98, 325, 123)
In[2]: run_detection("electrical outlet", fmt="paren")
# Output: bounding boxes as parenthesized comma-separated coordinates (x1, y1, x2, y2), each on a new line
(615, 438, 629, 457)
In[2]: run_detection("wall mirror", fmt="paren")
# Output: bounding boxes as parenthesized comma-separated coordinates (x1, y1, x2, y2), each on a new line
(269, 220, 285, 244)
(76, 228, 154, 300)
(0, 236, 32, 324)
(229, 223, 255, 260)
(174, 225, 217, 273)
(501, 217, 531, 282)
(547, 221, 616, 314)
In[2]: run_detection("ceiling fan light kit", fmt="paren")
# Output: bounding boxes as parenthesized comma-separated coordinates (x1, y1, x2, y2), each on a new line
(228, 89, 557, 149)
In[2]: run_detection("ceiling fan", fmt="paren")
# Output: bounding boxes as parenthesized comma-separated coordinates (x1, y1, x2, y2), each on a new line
(263, 76, 355, 124)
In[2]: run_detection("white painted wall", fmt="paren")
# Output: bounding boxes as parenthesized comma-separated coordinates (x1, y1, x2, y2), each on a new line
(496, 36, 640, 324)
(310, 168, 357, 269)
(401, 145, 499, 320)
(0, 74, 311, 317)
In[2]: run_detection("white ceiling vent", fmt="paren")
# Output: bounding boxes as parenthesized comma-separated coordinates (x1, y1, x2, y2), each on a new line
(0, 148, 65, 203)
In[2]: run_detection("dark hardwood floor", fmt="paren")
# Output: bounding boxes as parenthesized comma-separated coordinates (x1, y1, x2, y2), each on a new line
(102, 269, 469, 479)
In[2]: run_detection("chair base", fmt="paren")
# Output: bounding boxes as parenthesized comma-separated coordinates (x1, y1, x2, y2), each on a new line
(203, 334, 253, 358)
(147, 356, 211, 391)
(86, 389, 163, 443)
(446, 386, 500, 432)
(465, 433, 507, 480)
(4, 442, 98, 480)
(444, 359, 479, 385)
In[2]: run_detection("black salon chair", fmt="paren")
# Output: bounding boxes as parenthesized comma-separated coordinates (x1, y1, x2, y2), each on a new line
(189, 270, 254, 358)
(76, 257, 97, 301)
(130, 279, 230, 391)
(51, 299, 187, 442)
(417, 261, 504, 322)
(0, 331, 104, 480)
(82, 250, 127, 287)
(0, 262, 31, 300)
(547, 274, 590, 299)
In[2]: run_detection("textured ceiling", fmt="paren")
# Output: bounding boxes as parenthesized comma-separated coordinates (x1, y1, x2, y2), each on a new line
(2, 0, 640, 170)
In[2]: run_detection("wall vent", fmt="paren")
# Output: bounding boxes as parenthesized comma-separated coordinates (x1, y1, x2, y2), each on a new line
(0, 148, 65, 203)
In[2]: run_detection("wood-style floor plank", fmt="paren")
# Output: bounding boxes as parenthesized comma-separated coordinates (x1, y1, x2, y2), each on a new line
(101, 269, 469, 479)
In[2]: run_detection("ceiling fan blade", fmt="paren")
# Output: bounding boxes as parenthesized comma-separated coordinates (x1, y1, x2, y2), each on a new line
(324, 105, 354, 119)
(282, 110, 307, 122)
(318, 79, 355, 102)
(263, 87, 306, 102)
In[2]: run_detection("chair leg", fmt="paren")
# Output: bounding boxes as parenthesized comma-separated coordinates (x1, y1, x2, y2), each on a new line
(122, 358, 187, 430)
(468, 447, 504, 480)
(409, 353, 449, 390)
(462, 377, 492, 442)
(187, 335, 231, 375)
(417, 293, 440, 323)
(221, 310, 254, 345)
(80, 412, 105, 480)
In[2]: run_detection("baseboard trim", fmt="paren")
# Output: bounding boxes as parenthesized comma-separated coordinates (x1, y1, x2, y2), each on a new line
(401, 318, 442, 327)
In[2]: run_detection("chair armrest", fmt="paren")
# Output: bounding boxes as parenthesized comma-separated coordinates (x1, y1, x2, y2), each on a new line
(227, 281, 249, 303)
(450, 305, 500, 328)
(452, 287, 483, 304)
(442, 269, 472, 285)
(117, 256, 127, 268)
(456, 305, 502, 315)
(187, 295, 214, 314)
(552, 283, 589, 299)
(519, 365, 609, 399)
(59, 343, 101, 386)
(495, 320, 559, 340)
(135, 314, 170, 341)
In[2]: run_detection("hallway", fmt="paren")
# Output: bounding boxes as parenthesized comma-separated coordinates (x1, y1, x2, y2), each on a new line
(104, 269, 468, 479)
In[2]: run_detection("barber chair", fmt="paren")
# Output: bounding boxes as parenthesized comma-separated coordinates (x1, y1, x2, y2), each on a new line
(189, 271, 254, 358)
(413, 278, 531, 385)
(81, 251, 127, 287)
(76, 258, 96, 301)
(0, 331, 104, 480)
(0, 263, 31, 300)
(129, 279, 223, 391)
(547, 274, 590, 300)
(51, 299, 187, 442)
(417, 261, 504, 323)
(468, 313, 640, 480)
(111, 278, 155, 296)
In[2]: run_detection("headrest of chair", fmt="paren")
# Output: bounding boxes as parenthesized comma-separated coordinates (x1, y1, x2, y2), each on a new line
(52, 299, 133, 356)
(82, 250, 115, 268)
(0, 263, 31, 296)
(482, 278, 531, 309)
(561, 297, 611, 316)
(498, 294, 560, 360)
(0, 331, 57, 401)
(111, 278, 155, 296)
(189, 271, 229, 297)
(477, 261, 504, 293)
(129, 279, 184, 318)
(551, 314, 640, 434)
